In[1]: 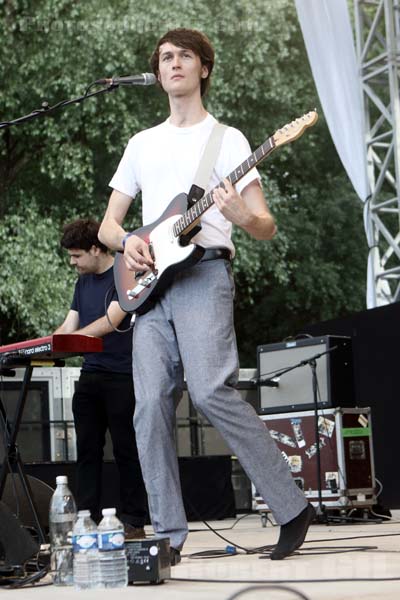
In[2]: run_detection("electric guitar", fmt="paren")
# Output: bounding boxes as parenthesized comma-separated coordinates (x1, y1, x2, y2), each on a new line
(114, 110, 318, 314)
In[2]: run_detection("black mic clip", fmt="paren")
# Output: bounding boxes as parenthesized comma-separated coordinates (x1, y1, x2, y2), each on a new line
(257, 377, 280, 388)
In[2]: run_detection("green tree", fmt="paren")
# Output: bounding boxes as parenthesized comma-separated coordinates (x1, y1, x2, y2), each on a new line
(0, 205, 76, 337)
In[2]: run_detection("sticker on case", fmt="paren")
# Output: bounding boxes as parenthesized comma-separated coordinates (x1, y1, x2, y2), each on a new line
(270, 430, 297, 448)
(288, 455, 302, 473)
(325, 471, 339, 491)
(291, 419, 306, 448)
(305, 437, 326, 459)
(318, 417, 335, 438)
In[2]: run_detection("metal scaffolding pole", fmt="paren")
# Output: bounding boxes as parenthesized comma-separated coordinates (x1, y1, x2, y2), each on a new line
(354, 0, 400, 305)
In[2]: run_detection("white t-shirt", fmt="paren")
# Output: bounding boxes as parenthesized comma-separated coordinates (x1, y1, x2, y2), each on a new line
(109, 113, 260, 255)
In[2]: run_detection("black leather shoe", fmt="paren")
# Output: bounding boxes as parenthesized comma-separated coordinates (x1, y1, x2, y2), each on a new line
(170, 547, 181, 566)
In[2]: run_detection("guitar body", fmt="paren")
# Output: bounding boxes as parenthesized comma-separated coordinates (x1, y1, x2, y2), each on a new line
(114, 192, 205, 313)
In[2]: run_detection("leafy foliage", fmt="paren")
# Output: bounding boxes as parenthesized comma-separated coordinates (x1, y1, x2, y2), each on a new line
(0, 0, 367, 362)
(0, 205, 75, 339)
(235, 175, 367, 364)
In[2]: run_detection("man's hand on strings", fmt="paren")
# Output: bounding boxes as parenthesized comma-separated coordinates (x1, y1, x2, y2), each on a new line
(123, 235, 154, 272)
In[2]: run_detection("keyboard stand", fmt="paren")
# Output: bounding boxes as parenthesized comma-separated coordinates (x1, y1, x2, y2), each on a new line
(0, 357, 64, 544)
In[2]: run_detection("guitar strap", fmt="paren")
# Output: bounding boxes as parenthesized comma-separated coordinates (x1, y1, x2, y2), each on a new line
(181, 122, 227, 245)
(192, 121, 228, 200)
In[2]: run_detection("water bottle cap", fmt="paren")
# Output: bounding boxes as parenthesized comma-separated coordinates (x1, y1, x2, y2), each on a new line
(56, 475, 68, 485)
(77, 510, 91, 517)
(102, 508, 116, 516)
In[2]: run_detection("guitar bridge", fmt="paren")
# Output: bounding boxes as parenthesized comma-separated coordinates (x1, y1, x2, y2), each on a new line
(127, 272, 157, 299)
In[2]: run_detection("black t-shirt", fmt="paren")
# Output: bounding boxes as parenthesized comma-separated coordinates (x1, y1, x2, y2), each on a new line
(71, 266, 132, 374)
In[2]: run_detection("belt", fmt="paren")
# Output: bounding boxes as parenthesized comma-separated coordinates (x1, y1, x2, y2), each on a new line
(201, 247, 231, 262)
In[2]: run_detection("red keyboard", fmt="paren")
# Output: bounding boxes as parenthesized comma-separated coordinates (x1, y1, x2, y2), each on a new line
(0, 334, 103, 365)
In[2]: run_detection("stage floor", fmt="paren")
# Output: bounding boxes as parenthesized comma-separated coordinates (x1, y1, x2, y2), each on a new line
(6, 511, 400, 599)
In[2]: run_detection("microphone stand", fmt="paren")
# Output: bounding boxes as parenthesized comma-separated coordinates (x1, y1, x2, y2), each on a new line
(309, 356, 325, 522)
(0, 82, 122, 130)
(258, 345, 339, 523)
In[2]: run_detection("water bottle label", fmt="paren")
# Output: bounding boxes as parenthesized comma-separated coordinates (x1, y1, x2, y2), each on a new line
(72, 533, 98, 552)
(98, 531, 125, 551)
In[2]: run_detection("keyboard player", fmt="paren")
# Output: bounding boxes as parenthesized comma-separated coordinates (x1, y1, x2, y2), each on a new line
(55, 218, 147, 539)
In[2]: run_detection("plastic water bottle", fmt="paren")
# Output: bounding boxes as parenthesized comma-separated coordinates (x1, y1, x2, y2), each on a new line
(72, 510, 101, 590)
(49, 475, 77, 586)
(98, 508, 128, 588)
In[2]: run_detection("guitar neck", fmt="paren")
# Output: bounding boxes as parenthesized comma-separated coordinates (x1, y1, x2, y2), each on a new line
(173, 135, 276, 238)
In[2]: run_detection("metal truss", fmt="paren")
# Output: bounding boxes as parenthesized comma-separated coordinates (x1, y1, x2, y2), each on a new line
(354, 0, 400, 305)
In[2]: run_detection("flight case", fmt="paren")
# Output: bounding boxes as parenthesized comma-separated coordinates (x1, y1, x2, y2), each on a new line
(252, 407, 376, 516)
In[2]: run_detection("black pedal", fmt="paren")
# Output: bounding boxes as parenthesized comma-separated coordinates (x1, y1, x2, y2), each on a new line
(125, 537, 170, 584)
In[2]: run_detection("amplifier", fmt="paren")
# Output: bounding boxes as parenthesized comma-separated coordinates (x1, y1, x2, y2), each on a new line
(125, 537, 170, 584)
(257, 336, 355, 414)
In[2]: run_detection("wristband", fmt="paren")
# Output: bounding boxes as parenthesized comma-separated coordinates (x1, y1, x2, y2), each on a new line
(122, 232, 133, 249)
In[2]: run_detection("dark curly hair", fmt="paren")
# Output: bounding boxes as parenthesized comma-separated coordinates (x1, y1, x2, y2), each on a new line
(60, 219, 108, 253)
(150, 28, 215, 97)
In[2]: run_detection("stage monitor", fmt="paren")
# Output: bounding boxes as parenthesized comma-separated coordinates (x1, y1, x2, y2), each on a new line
(257, 336, 355, 414)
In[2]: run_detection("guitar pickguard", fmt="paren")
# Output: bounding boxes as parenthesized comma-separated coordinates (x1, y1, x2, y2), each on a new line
(149, 216, 194, 275)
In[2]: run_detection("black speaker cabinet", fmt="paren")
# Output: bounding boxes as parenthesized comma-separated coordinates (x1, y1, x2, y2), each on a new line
(257, 336, 355, 414)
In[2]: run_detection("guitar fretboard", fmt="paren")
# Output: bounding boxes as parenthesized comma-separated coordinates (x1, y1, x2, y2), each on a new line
(173, 135, 276, 237)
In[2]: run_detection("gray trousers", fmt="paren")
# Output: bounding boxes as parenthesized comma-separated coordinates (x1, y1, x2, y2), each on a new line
(132, 258, 307, 550)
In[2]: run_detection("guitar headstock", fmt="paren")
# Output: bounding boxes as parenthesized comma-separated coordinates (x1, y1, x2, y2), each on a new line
(273, 110, 318, 148)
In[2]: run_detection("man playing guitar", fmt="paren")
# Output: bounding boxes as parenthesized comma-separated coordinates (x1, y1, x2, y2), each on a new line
(99, 28, 314, 564)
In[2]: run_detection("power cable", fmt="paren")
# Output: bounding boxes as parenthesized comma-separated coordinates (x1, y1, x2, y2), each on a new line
(224, 584, 311, 600)
(171, 575, 400, 584)
(104, 285, 133, 333)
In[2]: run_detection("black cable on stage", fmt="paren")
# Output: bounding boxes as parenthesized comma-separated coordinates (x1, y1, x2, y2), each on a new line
(258, 545, 376, 558)
(183, 494, 260, 556)
(188, 549, 240, 560)
(182, 484, 399, 560)
(188, 512, 253, 533)
(171, 575, 400, 584)
(0, 565, 49, 589)
(181, 535, 384, 562)
(224, 584, 311, 600)
(306, 531, 400, 544)
(183, 487, 397, 559)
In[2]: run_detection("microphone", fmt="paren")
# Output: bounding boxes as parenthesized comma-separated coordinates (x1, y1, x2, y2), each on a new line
(96, 73, 157, 86)
(257, 377, 280, 388)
